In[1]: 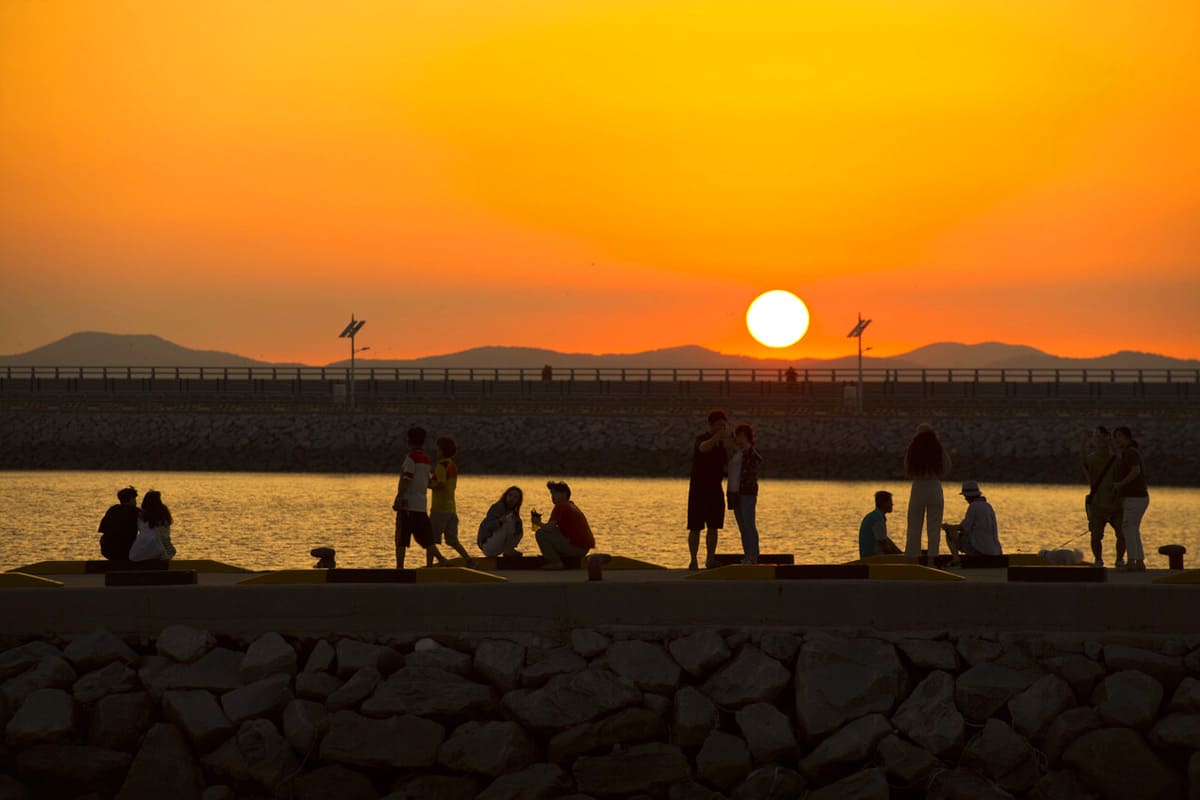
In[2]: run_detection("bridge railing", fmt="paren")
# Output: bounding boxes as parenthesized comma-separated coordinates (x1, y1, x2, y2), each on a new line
(2, 365, 1198, 384)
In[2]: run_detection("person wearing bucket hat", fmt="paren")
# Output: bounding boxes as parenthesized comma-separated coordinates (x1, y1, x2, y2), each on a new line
(945, 480, 1002, 558)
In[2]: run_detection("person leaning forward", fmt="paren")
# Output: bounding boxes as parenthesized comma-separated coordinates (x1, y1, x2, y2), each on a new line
(533, 481, 595, 570)
(98, 486, 139, 560)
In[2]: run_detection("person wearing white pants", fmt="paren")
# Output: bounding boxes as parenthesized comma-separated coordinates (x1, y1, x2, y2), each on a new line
(903, 424, 952, 561)
(1112, 426, 1150, 571)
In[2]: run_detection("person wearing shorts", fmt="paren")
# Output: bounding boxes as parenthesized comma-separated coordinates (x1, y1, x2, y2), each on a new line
(393, 425, 433, 568)
(427, 436, 476, 568)
(687, 409, 733, 570)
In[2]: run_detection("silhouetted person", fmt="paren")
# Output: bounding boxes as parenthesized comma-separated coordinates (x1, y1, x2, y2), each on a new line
(688, 409, 733, 570)
(393, 426, 433, 568)
(478, 486, 525, 557)
(859, 490, 901, 558)
(944, 481, 1001, 559)
(130, 490, 176, 561)
(1081, 426, 1124, 567)
(533, 481, 595, 570)
(903, 423, 952, 561)
(98, 486, 139, 560)
(1113, 425, 1150, 572)
(728, 423, 763, 564)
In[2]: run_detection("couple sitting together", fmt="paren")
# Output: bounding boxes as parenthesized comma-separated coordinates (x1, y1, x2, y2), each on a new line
(97, 486, 177, 562)
(477, 480, 595, 569)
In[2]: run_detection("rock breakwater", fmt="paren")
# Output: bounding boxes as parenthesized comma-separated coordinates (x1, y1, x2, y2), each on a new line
(2, 625, 1198, 798)
(2, 408, 1198, 485)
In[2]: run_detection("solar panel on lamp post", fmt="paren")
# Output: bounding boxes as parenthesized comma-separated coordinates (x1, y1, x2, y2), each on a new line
(846, 313, 872, 413)
(337, 315, 367, 408)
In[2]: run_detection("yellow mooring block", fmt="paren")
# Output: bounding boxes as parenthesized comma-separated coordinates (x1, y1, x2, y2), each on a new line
(0, 572, 64, 588)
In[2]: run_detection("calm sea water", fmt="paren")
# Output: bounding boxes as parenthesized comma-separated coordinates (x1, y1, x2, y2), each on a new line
(2, 471, 1197, 571)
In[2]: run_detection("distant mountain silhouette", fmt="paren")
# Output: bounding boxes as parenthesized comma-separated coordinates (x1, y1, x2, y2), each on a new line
(0, 332, 272, 367)
(3, 332, 1196, 372)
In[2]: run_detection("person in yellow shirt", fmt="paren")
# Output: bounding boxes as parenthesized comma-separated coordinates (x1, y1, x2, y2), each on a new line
(426, 436, 477, 568)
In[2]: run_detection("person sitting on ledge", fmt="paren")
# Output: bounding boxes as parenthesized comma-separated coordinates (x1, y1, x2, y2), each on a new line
(130, 490, 176, 562)
(98, 485, 140, 560)
(858, 490, 902, 558)
(944, 480, 1002, 561)
(533, 481, 595, 570)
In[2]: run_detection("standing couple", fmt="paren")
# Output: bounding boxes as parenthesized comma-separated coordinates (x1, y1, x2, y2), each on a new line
(687, 409, 762, 569)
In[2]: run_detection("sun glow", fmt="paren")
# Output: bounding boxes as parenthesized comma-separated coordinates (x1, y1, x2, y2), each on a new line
(746, 290, 810, 348)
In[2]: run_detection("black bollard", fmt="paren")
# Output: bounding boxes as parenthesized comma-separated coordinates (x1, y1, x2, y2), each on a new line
(1158, 544, 1186, 571)
(311, 547, 337, 569)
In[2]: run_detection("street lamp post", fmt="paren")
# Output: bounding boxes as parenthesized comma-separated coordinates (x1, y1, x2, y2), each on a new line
(846, 312, 872, 413)
(337, 315, 367, 407)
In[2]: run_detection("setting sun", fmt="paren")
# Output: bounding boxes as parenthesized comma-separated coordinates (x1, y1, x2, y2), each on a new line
(746, 290, 811, 349)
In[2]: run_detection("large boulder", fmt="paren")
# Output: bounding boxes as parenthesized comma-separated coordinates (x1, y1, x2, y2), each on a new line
(292, 764, 378, 800)
(64, 629, 138, 672)
(5, 688, 75, 746)
(335, 639, 401, 678)
(115, 723, 203, 800)
(240, 632, 297, 682)
(89, 691, 155, 751)
(926, 767, 1016, 800)
(570, 629, 610, 659)
(807, 767, 889, 800)
(1063, 727, 1182, 800)
(14, 744, 131, 798)
(703, 645, 790, 709)
(897, 639, 959, 672)
(1148, 713, 1200, 750)
(799, 713, 892, 785)
(876, 734, 939, 785)
(1169, 676, 1200, 713)
(2, 656, 76, 707)
(407, 638, 473, 676)
(1041, 707, 1102, 765)
(1042, 654, 1106, 700)
(669, 631, 732, 679)
(1103, 645, 1186, 688)
(521, 648, 588, 687)
(201, 719, 300, 794)
(73, 661, 139, 704)
(955, 663, 1039, 722)
(673, 686, 719, 748)
(503, 668, 641, 731)
(282, 698, 328, 753)
(319, 710, 444, 768)
(961, 719, 1039, 793)
(477, 763, 572, 800)
(548, 707, 664, 763)
(220, 673, 293, 724)
(1027, 770, 1098, 800)
(794, 637, 905, 739)
(474, 639, 526, 691)
(730, 766, 807, 800)
(734, 702, 796, 763)
(157, 626, 215, 664)
(573, 742, 691, 796)
(437, 720, 535, 777)
(892, 670, 965, 757)
(696, 731, 752, 790)
(301, 639, 335, 673)
(1007, 674, 1075, 738)
(364, 666, 495, 718)
(606, 640, 682, 694)
(1091, 670, 1164, 729)
(145, 647, 243, 698)
(163, 689, 233, 752)
(325, 666, 380, 712)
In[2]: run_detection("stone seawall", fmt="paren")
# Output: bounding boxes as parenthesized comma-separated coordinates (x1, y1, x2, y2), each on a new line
(2, 408, 1198, 485)
(2, 625, 1198, 799)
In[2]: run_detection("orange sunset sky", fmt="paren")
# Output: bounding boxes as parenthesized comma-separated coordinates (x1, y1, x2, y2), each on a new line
(2, 0, 1198, 365)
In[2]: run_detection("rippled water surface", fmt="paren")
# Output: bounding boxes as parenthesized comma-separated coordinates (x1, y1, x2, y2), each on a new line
(2, 471, 1197, 571)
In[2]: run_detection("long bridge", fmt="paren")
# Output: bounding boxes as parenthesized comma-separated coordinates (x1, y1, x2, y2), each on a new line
(2, 364, 1197, 411)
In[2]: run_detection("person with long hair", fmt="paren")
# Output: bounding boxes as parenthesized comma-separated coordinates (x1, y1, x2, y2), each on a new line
(903, 423, 952, 561)
(727, 423, 763, 565)
(1112, 426, 1149, 571)
(130, 490, 176, 561)
(477, 486, 524, 557)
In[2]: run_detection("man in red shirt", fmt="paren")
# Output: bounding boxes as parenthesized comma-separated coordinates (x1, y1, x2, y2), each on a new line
(534, 481, 595, 569)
